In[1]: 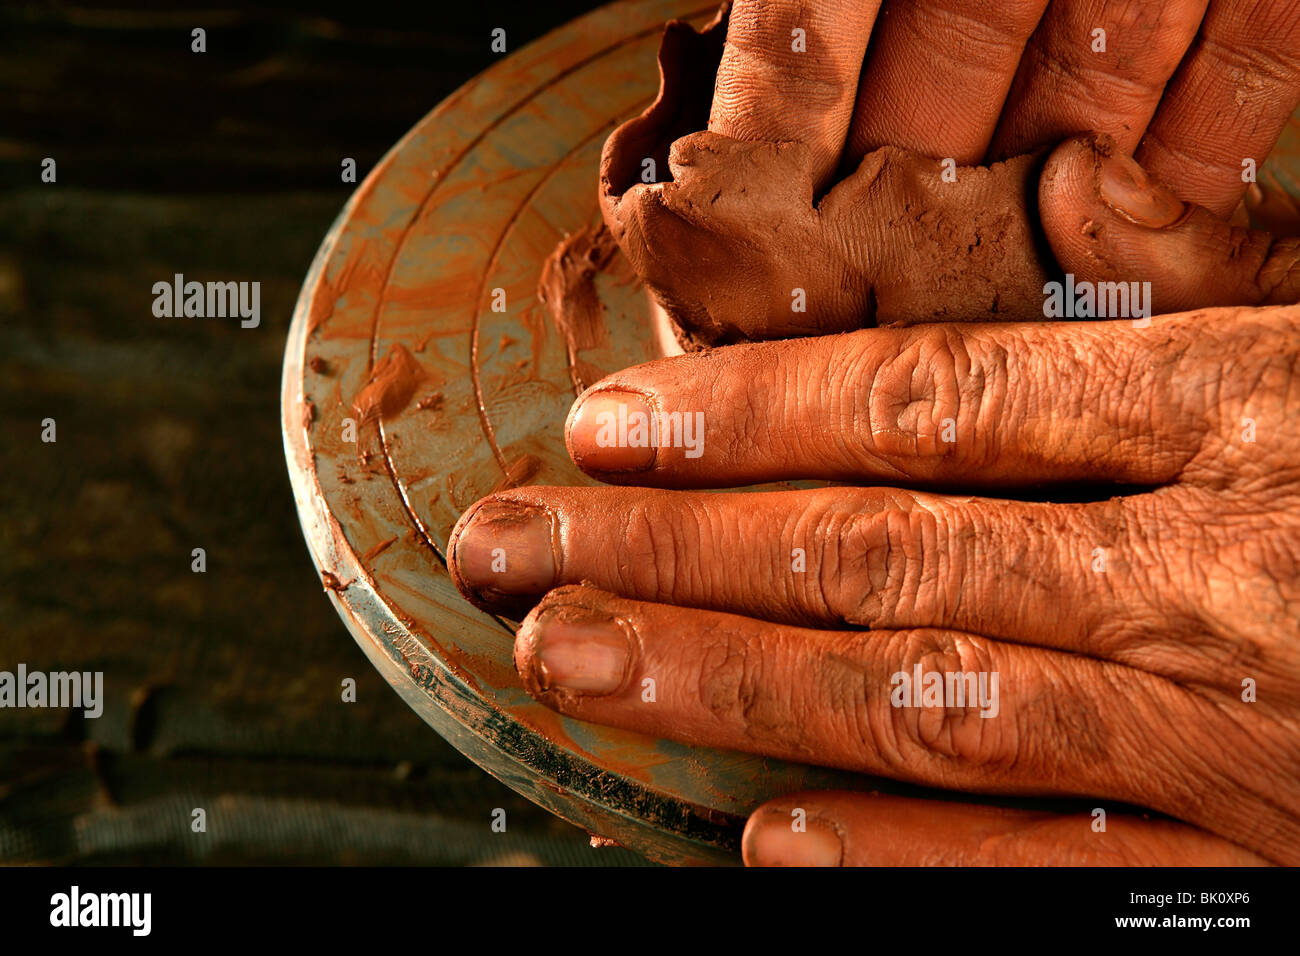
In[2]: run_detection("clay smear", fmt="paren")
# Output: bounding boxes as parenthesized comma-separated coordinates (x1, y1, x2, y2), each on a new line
(352, 343, 425, 424)
(537, 224, 619, 394)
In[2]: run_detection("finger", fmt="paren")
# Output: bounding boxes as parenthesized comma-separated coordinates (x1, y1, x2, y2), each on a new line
(843, 0, 1048, 166)
(1041, 134, 1300, 311)
(517, 586, 1296, 861)
(560, 318, 1215, 489)
(1135, 0, 1300, 218)
(709, 0, 883, 193)
(742, 791, 1267, 865)
(512, 585, 1240, 841)
(448, 485, 1156, 657)
(988, 0, 1208, 160)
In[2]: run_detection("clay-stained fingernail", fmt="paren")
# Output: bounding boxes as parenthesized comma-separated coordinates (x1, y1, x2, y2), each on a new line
(453, 500, 557, 599)
(1098, 152, 1186, 228)
(744, 813, 843, 867)
(567, 390, 658, 472)
(526, 605, 632, 695)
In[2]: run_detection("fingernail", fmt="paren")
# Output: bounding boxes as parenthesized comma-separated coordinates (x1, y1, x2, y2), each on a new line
(567, 390, 658, 472)
(453, 501, 557, 599)
(528, 605, 632, 695)
(744, 814, 844, 867)
(1098, 151, 1186, 228)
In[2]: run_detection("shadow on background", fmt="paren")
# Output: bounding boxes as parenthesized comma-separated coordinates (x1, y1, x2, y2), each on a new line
(0, 0, 652, 865)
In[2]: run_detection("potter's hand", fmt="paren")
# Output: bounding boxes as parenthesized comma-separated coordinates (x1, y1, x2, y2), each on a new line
(449, 306, 1300, 864)
(715, 0, 1300, 212)
(600, 0, 1300, 346)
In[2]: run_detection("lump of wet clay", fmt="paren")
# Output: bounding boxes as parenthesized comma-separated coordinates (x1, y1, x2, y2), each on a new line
(599, 5, 1057, 349)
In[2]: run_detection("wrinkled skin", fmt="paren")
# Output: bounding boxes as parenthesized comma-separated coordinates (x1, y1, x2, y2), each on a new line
(445, 0, 1300, 865)
(451, 307, 1300, 865)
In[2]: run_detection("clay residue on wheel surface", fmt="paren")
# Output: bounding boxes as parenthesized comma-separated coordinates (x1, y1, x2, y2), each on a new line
(537, 224, 620, 394)
(352, 343, 425, 424)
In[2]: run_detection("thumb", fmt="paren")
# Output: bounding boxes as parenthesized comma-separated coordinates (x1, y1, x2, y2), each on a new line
(1039, 134, 1300, 312)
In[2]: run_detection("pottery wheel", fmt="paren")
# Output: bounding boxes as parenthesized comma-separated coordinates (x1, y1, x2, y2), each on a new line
(280, 0, 861, 865)
(282, 0, 1300, 864)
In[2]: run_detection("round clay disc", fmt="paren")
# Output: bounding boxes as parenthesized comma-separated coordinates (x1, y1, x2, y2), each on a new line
(281, 0, 863, 865)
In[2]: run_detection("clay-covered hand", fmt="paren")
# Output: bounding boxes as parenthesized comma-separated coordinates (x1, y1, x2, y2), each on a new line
(601, 0, 1300, 346)
(449, 305, 1300, 865)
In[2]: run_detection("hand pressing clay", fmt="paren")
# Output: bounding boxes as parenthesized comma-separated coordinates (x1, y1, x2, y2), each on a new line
(599, 9, 1052, 348)
(600, 6, 1300, 348)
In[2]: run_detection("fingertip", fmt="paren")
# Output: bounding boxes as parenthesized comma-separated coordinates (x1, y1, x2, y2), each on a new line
(1038, 132, 1117, 230)
(1039, 134, 1183, 297)
(1039, 133, 1297, 311)
(1041, 131, 1195, 234)
(446, 495, 498, 609)
(565, 386, 660, 475)
(513, 586, 636, 702)
(742, 795, 845, 867)
(447, 494, 559, 617)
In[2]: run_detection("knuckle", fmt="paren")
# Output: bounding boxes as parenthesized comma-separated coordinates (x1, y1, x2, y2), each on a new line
(1128, 490, 1300, 702)
(617, 495, 702, 601)
(722, 12, 856, 101)
(848, 327, 1002, 472)
(736, 370, 774, 452)
(718, 56, 844, 114)
(696, 626, 812, 754)
(1026, 2, 1185, 98)
(695, 627, 753, 719)
(832, 504, 957, 628)
(794, 500, 856, 622)
(1182, 308, 1300, 484)
(1024, 33, 1103, 91)
(1200, 34, 1300, 87)
(871, 629, 1018, 771)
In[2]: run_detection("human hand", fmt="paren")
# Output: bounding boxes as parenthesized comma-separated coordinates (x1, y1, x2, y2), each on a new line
(449, 305, 1300, 864)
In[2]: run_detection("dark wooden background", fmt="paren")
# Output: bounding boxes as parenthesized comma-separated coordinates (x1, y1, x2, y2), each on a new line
(0, 0, 650, 865)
